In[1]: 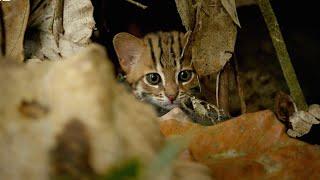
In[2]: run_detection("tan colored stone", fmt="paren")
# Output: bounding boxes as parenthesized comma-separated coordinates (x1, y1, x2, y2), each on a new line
(0, 44, 211, 180)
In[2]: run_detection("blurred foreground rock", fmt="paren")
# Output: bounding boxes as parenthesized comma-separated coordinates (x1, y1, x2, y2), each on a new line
(0, 45, 211, 180)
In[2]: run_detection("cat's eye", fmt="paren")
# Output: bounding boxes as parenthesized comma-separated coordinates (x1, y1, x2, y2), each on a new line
(178, 70, 193, 82)
(145, 73, 161, 85)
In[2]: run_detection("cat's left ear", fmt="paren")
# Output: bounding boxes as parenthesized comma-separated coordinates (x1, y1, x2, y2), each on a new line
(113, 32, 145, 73)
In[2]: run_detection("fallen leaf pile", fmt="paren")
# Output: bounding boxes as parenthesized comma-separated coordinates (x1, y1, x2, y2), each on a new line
(2, 0, 319, 179)
(160, 110, 320, 179)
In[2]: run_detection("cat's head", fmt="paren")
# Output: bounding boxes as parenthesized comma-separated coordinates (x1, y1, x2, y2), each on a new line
(113, 31, 200, 110)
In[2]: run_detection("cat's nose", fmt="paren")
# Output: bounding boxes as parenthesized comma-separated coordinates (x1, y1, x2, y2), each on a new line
(167, 95, 177, 103)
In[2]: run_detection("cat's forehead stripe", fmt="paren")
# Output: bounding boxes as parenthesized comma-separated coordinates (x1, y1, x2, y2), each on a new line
(143, 31, 190, 78)
(147, 38, 156, 65)
(169, 34, 176, 59)
(158, 35, 163, 61)
(177, 32, 182, 55)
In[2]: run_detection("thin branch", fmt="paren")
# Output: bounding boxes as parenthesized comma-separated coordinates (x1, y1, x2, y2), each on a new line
(218, 62, 230, 116)
(257, 0, 308, 110)
(0, 2, 6, 56)
(232, 54, 247, 114)
(216, 71, 221, 108)
(125, 0, 148, 9)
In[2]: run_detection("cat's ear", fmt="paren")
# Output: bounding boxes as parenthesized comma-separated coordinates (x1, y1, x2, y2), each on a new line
(113, 32, 145, 73)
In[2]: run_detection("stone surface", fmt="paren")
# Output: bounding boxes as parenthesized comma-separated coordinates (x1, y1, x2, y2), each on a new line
(0, 45, 211, 180)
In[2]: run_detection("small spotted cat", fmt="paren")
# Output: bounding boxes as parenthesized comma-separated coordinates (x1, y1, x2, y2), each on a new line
(113, 31, 200, 110)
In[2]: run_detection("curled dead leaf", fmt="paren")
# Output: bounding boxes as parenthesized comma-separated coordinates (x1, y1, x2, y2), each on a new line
(25, 0, 95, 60)
(309, 104, 320, 119)
(274, 91, 296, 122)
(287, 105, 320, 138)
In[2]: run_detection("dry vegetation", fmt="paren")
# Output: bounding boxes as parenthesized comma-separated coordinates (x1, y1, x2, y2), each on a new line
(0, 0, 320, 179)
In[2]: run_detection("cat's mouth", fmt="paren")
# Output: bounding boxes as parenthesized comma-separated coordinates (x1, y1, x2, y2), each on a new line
(157, 100, 181, 110)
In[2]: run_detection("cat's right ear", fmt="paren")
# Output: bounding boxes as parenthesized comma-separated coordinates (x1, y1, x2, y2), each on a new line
(113, 32, 144, 73)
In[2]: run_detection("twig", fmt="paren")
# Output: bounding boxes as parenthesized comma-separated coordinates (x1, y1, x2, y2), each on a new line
(218, 62, 230, 116)
(0, 2, 6, 56)
(125, 0, 148, 9)
(216, 71, 221, 108)
(52, 0, 64, 48)
(257, 0, 308, 110)
(232, 54, 247, 114)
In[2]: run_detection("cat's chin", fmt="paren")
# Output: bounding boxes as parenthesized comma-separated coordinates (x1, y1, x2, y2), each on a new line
(154, 101, 181, 110)
(143, 97, 181, 110)
(161, 103, 179, 110)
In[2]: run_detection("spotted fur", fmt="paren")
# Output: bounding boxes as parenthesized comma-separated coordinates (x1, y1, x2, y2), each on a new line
(113, 31, 200, 110)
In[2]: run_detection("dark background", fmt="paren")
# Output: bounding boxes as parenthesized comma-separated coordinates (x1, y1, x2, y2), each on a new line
(92, 0, 320, 144)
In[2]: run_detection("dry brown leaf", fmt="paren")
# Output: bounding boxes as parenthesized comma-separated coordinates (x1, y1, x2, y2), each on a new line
(275, 92, 320, 138)
(274, 91, 296, 122)
(236, 0, 256, 7)
(25, 0, 95, 60)
(309, 104, 320, 119)
(175, 0, 238, 75)
(287, 105, 320, 138)
(174, 0, 195, 31)
(160, 110, 320, 179)
(1, 0, 29, 62)
(221, 0, 241, 27)
(191, 0, 237, 75)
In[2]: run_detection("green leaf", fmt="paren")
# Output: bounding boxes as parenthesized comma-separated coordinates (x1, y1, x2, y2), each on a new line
(98, 159, 141, 180)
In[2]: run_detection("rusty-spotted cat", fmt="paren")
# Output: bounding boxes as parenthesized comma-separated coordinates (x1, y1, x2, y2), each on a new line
(113, 31, 201, 110)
